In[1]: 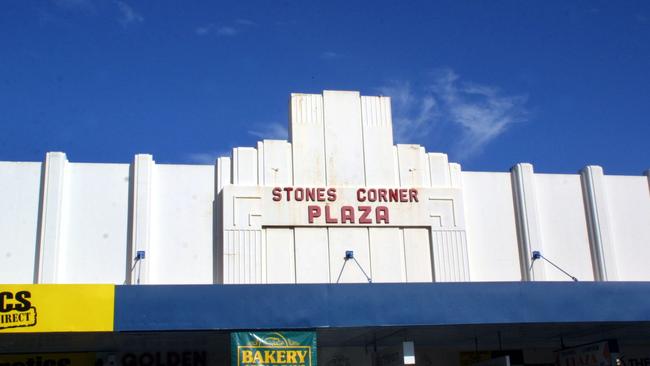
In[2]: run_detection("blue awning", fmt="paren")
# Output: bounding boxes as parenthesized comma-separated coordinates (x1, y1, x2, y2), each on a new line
(114, 282, 650, 332)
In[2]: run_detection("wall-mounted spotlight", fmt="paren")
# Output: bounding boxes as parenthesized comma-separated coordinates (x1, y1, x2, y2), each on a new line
(530, 250, 578, 282)
(128, 250, 146, 285)
(336, 249, 372, 284)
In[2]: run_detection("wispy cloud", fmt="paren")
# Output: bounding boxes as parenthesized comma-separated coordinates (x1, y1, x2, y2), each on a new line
(377, 81, 438, 144)
(50, 0, 143, 28)
(235, 19, 256, 26)
(195, 24, 214, 36)
(116, 1, 143, 27)
(248, 122, 288, 140)
(185, 151, 231, 165)
(216, 26, 238, 36)
(378, 68, 529, 161)
(321, 51, 343, 59)
(195, 19, 255, 37)
(185, 122, 287, 164)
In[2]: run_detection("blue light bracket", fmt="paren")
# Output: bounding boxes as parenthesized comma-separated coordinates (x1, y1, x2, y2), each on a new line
(135, 250, 146, 261)
(530, 250, 578, 282)
(337, 250, 372, 284)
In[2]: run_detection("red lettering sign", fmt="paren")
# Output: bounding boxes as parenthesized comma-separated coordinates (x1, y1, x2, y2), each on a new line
(272, 187, 417, 225)
(308, 206, 321, 223)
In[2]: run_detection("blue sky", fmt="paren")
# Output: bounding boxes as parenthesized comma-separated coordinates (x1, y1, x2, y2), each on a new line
(1, 1, 648, 174)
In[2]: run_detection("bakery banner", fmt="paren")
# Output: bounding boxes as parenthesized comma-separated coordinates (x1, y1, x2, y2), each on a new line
(0, 284, 114, 333)
(231, 331, 316, 366)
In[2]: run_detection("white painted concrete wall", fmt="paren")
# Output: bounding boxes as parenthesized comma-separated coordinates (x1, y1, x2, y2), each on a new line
(294, 228, 329, 283)
(0, 90, 647, 285)
(58, 163, 130, 284)
(463, 172, 521, 281)
(605, 175, 650, 280)
(0, 162, 41, 283)
(535, 174, 594, 281)
(149, 164, 214, 284)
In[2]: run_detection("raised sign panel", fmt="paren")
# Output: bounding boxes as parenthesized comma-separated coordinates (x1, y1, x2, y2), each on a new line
(221, 185, 464, 229)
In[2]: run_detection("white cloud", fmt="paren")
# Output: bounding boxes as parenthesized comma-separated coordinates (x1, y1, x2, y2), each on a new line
(195, 24, 213, 36)
(185, 151, 231, 165)
(235, 19, 256, 26)
(378, 69, 529, 161)
(195, 18, 255, 37)
(116, 1, 143, 27)
(185, 122, 287, 164)
(321, 51, 343, 59)
(377, 81, 439, 144)
(216, 26, 238, 36)
(248, 122, 288, 140)
(50, 0, 143, 28)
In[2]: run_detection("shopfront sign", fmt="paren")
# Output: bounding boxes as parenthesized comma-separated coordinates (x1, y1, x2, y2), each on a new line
(0, 285, 114, 333)
(555, 340, 619, 366)
(0, 352, 97, 365)
(118, 351, 207, 366)
(459, 350, 523, 366)
(222, 185, 462, 229)
(231, 331, 316, 366)
(271, 187, 418, 225)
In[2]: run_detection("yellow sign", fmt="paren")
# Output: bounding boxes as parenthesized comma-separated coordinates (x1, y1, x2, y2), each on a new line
(0, 352, 97, 365)
(0, 284, 114, 333)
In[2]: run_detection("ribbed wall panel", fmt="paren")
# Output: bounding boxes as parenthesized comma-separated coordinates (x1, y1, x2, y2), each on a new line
(291, 93, 324, 126)
(290, 94, 326, 185)
(224, 229, 263, 284)
(361, 96, 397, 186)
(431, 230, 469, 282)
(361, 96, 391, 128)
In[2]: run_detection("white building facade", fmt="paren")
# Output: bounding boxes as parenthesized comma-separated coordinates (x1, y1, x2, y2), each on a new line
(1, 90, 649, 286)
(2, 90, 650, 366)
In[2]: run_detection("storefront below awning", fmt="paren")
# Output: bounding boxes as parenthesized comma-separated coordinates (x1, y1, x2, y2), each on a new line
(2, 323, 650, 366)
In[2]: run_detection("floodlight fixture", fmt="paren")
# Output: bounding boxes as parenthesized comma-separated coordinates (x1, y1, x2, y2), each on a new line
(530, 250, 578, 282)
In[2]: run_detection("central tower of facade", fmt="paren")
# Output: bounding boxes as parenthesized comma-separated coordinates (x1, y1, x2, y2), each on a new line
(216, 90, 470, 284)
